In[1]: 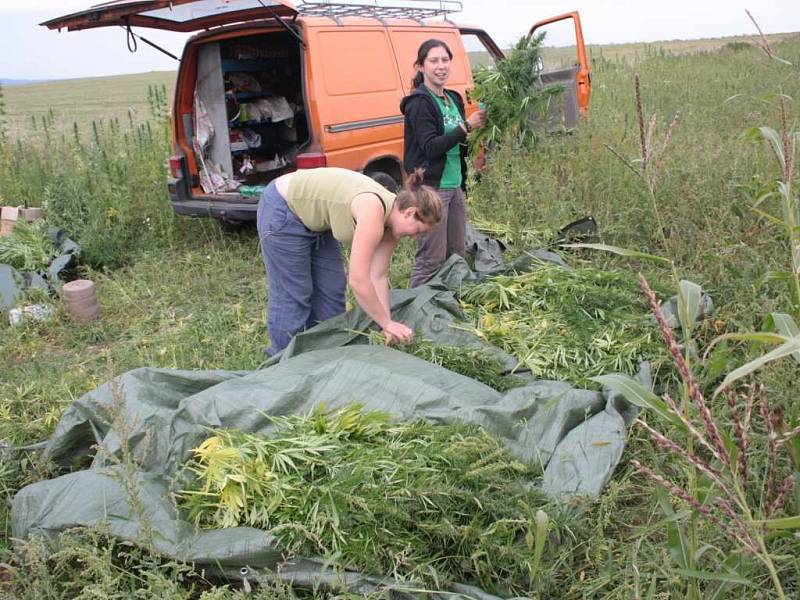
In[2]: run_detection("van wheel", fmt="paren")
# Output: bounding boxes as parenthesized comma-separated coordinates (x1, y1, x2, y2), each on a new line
(366, 171, 399, 193)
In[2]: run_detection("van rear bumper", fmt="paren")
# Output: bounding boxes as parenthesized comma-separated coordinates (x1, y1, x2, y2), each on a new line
(168, 177, 259, 222)
(170, 198, 259, 222)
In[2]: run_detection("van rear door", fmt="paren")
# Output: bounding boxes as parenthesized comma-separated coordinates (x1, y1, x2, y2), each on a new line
(529, 11, 591, 127)
(41, 0, 297, 32)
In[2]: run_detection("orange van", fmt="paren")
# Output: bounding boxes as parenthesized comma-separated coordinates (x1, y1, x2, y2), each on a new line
(43, 0, 590, 227)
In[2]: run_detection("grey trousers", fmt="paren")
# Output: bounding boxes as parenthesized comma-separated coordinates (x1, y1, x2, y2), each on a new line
(409, 187, 466, 287)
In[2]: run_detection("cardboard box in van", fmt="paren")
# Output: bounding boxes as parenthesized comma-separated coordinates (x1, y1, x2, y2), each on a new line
(43, 1, 591, 227)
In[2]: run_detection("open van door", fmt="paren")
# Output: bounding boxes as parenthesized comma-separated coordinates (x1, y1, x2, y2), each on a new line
(529, 11, 591, 129)
(41, 0, 297, 33)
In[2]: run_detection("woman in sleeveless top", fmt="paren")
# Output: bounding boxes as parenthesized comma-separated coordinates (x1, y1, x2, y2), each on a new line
(257, 167, 442, 356)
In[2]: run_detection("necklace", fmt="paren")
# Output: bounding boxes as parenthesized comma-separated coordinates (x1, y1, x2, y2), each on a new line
(426, 86, 448, 107)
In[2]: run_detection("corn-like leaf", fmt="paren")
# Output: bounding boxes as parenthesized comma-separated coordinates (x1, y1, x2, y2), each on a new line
(752, 190, 779, 210)
(759, 515, 800, 530)
(655, 487, 689, 569)
(764, 313, 800, 363)
(702, 331, 790, 362)
(529, 509, 549, 579)
(747, 126, 785, 172)
(591, 373, 687, 432)
(560, 243, 672, 265)
(706, 554, 749, 600)
(756, 208, 790, 229)
(713, 335, 800, 397)
(674, 568, 751, 585)
(677, 280, 702, 336)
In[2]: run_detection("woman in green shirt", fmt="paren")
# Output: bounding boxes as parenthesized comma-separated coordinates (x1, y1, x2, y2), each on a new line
(400, 38, 486, 286)
(257, 167, 442, 356)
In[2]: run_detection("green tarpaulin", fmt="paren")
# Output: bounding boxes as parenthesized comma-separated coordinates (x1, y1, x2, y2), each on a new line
(12, 253, 670, 599)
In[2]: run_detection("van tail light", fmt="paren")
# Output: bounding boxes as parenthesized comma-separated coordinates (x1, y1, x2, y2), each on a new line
(296, 152, 327, 169)
(169, 155, 184, 178)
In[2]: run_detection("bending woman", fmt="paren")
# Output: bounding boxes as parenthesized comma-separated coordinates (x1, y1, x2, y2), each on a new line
(400, 38, 486, 287)
(257, 167, 442, 356)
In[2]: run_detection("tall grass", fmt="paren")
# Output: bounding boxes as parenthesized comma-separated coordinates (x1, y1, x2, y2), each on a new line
(472, 39, 800, 321)
(0, 84, 198, 268)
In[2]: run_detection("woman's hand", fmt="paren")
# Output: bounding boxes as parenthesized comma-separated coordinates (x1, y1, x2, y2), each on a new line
(467, 109, 487, 131)
(382, 320, 413, 345)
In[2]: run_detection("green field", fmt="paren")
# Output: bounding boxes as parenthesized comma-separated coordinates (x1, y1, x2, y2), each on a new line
(1, 31, 800, 599)
(3, 71, 176, 138)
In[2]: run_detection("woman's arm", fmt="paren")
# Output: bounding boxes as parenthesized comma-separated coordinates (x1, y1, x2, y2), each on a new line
(348, 194, 412, 343)
(369, 237, 396, 316)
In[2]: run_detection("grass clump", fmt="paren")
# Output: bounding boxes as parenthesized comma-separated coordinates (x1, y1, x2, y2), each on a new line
(0, 221, 56, 271)
(180, 405, 565, 596)
(461, 260, 671, 385)
(6, 527, 198, 599)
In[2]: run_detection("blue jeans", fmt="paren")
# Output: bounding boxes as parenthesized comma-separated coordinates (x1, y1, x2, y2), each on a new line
(257, 182, 346, 356)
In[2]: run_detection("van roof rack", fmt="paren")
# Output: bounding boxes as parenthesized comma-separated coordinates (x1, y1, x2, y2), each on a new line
(296, 0, 462, 23)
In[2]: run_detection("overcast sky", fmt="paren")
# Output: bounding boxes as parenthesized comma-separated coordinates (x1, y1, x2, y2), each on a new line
(1, 1, 798, 80)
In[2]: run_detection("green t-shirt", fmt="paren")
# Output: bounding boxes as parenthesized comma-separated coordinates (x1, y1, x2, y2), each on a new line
(286, 167, 396, 244)
(428, 89, 463, 189)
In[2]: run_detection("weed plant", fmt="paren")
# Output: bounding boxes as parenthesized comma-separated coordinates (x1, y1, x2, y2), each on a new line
(460, 260, 672, 385)
(367, 332, 525, 391)
(181, 405, 568, 596)
(0, 221, 56, 271)
(471, 33, 564, 148)
(0, 84, 199, 269)
(6, 526, 393, 599)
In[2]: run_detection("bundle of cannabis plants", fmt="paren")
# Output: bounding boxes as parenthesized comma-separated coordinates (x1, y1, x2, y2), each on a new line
(470, 33, 564, 148)
(367, 333, 525, 392)
(461, 260, 670, 385)
(180, 405, 564, 596)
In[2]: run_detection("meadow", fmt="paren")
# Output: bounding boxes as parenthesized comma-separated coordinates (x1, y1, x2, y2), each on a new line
(1, 32, 799, 598)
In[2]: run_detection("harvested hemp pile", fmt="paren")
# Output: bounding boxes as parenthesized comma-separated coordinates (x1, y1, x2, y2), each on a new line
(180, 405, 562, 596)
(461, 260, 669, 385)
(367, 332, 525, 392)
(0, 220, 56, 271)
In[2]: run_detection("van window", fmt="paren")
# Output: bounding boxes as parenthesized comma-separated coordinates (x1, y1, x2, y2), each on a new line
(460, 33, 498, 71)
(318, 31, 397, 96)
(532, 19, 580, 71)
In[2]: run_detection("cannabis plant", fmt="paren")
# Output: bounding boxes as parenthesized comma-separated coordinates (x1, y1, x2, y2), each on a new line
(470, 33, 564, 148)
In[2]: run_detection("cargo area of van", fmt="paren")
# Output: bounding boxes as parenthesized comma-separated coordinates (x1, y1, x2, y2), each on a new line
(191, 30, 309, 197)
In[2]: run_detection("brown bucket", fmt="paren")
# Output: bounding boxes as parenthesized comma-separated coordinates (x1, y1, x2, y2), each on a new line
(62, 279, 99, 322)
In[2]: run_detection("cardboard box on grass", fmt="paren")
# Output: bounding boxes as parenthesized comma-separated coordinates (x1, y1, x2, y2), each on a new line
(19, 207, 44, 222)
(0, 205, 45, 236)
(0, 206, 18, 236)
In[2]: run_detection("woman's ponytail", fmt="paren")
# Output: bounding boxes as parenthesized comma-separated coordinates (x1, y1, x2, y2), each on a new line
(396, 168, 442, 225)
(406, 167, 425, 190)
